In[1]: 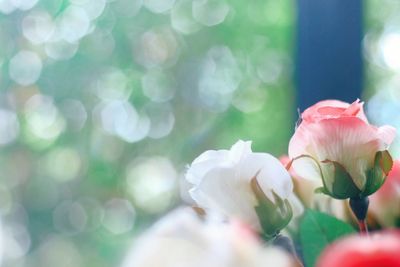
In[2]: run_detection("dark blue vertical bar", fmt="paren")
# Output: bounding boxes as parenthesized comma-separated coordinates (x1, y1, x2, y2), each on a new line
(296, 0, 363, 111)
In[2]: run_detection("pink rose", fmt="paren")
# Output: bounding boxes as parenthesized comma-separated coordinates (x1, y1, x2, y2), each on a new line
(288, 99, 396, 199)
(370, 159, 400, 226)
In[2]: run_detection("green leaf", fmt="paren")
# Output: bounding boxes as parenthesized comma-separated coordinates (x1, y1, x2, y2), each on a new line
(300, 210, 355, 267)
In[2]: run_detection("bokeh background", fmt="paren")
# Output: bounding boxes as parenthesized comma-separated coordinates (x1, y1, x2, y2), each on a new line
(0, 0, 399, 266)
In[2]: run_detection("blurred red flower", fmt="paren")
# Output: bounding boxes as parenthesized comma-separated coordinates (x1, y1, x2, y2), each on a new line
(316, 230, 400, 267)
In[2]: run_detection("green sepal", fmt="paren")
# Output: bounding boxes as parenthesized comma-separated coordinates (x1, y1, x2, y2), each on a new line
(379, 150, 393, 175)
(314, 187, 329, 195)
(362, 150, 393, 196)
(251, 178, 293, 239)
(322, 160, 361, 199)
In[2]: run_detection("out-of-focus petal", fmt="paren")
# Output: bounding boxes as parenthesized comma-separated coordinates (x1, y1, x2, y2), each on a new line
(121, 208, 297, 267)
(370, 160, 400, 227)
(316, 230, 400, 267)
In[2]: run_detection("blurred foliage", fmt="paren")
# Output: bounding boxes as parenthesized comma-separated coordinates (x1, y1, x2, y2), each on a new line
(364, 0, 400, 158)
(299, 210, 355, 267)
(0, 0, 295, 266)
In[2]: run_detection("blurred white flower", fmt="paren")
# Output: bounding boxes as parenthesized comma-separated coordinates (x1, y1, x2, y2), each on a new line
(295, 177, 347, 221)
(186, 140, 302, 234)
(121, 207, 295, 267)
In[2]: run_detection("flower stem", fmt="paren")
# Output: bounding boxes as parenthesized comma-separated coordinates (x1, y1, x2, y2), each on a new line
(273, 234, 304, 267)
(357, 220, 368, 235)
(349, 197, 369, 235)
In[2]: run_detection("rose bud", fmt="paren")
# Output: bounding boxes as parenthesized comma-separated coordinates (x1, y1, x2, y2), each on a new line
(288, 99, 396, 199)
(316, 230, 400, 267)
(186, 140, 303, 238)
(370, 159, 400, 227)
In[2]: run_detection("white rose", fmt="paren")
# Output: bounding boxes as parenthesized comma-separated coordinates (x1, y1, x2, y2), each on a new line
(121, 207, 296, 267)
(186, 140, 302, 234)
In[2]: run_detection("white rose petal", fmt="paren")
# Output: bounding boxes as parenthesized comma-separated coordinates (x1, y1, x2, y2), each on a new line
(186, 140, 300, 231)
